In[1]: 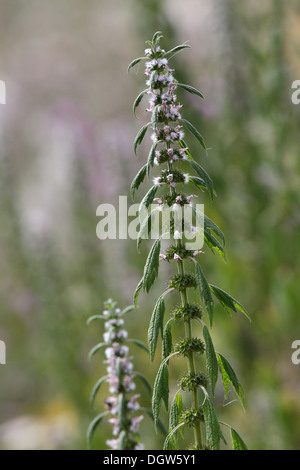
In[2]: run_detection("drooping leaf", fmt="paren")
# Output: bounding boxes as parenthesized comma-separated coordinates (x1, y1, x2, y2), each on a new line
(137, 207, 156, 251)
(90, 376, 108, 407)
(189, 160, 215, 200)
(209, 285, 250, 321)
(152, 362, 169, 427)
(182, 118, 206, 150)
(230, 427, 248, 450)
(134, 372, 152, 395)
(127, 338, 149, 354)
(121, 305, 135, 316)
(142, 408, 168, 435)
(163, 422, 185, 450)
(139, 185, 158, 212)
(177, 82, 205, 100)
(133, 122, 150, 155)
(127, 57, 145, 72)
(203, 326, 218, 395)
(194, 261, 214, 327)
(152, 104, 160, 130)
(133, 278, 143, 307)
(202, 389, 222, 450)
(117, 430, 126, 450)
(217, 353, 245, 409)
(147, 141, 158, 176)
(142, 237, 161, 293)
(88, 342, 106, 361)
(86, 315, 105, 324)
(133, 89, 147, 117)
(189, 175, 207, 193)
(148, 295, 165, 361)
(168, 390, 183, 449)
(87, 411, 108, 449)
(130, 164, 147, 201)
(162, 319, 173, 360)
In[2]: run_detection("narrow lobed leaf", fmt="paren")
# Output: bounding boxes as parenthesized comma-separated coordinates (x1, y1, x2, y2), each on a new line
(148, 295, 165, 361)
(177, 82, 205, 100)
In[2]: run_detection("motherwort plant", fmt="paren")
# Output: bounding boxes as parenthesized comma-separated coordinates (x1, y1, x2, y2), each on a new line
(87, 299, 152, 450)
(128, 32, 250, 450)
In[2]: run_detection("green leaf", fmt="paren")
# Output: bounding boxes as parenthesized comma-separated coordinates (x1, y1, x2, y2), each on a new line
(162, 319, 173, 360)
(177, 82, 205, 100)
(182, 118, 206, 150)
(87, 411, 108, 449)
(86, 315, 105, 324)
(169, 390, 183, 445)
(152, 104, 160, 130)
(152, 362, 169, 427)
(130, 164, 147, 201)
(147, 142, 158, 176)
(133, 278, 143, 307)
(164, 44, 190, 57)
(90, 376, 108, 407)
(189, 175, 207, 193)
(127, 338, 149, 354)
(209, 285, 250, 321)
(121, 305, 135, 315)
(88, 342, 106, 361)
(142, 408, 168, 435)
(152, 31, 163, 43)
(139, 185, 158, 212)
(142, 237, 161, 293)
(194, 261, 214, 327)
(217, 353, 245, 409)
(127, 57, 145, 72)
(189, 160, 215, 200)
(133, 122, 150, 155)
(202, 389, 222, 450)
(134, 372, 152, 395)
(203, 326, 218, 395)
(230, 427, 248, 450)
(163, 422, 185, 450)
(117, 430, 126, 450)
(133, 89, 147, 117)
(148, 295, 165, 361)
(137, 207, 156, 251)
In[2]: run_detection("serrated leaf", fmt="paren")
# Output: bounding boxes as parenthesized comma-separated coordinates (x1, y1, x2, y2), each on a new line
(230, 428, 248, 450)
(162, 319, 173, 360)
(209, 284, 250, 321)
(182, 118, 206, 150)
(203, 326, 218, 395)
(194, 261, 214, 327)
(152, 362, 169, 427)
(87, 411, 108, 449)
(202, 390, 221, 450)
(190, 160, 215, 200)
(148, 295, 165, 361)
(164, 44, 190, 57)
(133, 122, 149, 155)
(127, 57, 145, 72)
(88, 342, 106, 361)
(133, 89, 147, 117)
(217, 353, 245, 409)
(137, 207, 156, 251)
(189, 175, 207, 193)
(152, 104, 160, 130)
(130, 164, 147, 201)
(142, 408, 168, 435)
(90, 376, 108, 407)
(177, 82, 205, 100)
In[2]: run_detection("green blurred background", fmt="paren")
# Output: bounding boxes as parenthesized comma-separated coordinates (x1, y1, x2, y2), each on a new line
(0, 0, 300, 450)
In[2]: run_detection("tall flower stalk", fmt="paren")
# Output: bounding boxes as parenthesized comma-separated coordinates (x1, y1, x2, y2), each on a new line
(87, 299, 150, 450)
(129, 32, 250, 450)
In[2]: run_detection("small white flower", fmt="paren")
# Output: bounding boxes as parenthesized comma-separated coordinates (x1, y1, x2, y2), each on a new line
(184, 173, 190, 184)
(174, 253, 183, 261)
(153, 176, 162, 186)
(174, 230, 181, 239)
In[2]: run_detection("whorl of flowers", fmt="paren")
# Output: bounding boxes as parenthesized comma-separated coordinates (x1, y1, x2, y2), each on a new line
(87, 299, 145, 450)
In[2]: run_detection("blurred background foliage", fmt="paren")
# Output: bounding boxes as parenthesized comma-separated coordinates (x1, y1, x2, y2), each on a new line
(0, 0, 300, 450)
